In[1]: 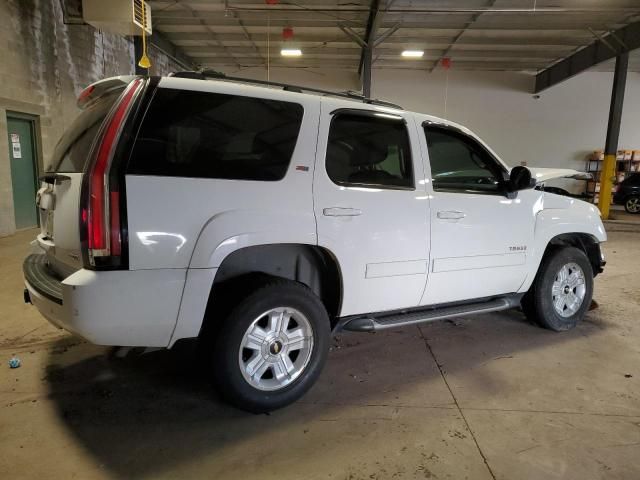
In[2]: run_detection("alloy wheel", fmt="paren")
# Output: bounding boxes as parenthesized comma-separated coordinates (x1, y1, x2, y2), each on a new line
(626, 197, 640, 213)
(551, 262, 587, 318)
(239, 307, 314, 391)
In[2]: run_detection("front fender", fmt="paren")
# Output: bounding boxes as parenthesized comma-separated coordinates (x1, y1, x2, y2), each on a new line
(534, 196, 606, 245)
(519, 196, 606, 292)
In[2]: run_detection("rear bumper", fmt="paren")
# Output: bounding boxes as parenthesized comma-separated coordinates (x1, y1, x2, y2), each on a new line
(23, 254, 186, 347)
(23, 254, 63, 305)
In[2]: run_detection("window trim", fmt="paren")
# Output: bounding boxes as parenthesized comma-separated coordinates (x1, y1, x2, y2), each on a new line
(330, 108, 407, 124)
(423, 121, 508, 195)
(325, 110, 415, 191)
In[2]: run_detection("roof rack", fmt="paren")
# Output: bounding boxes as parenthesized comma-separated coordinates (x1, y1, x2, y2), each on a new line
(169, 70, 403, 110)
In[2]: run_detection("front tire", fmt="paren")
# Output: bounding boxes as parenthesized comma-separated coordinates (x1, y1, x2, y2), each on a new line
(522, 246, 594, 331)
(624, 195, 640, 214)
(208, 278, 330, 413)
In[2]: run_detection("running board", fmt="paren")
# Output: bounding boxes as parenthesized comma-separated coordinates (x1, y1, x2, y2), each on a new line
(339, 295, 523, 332)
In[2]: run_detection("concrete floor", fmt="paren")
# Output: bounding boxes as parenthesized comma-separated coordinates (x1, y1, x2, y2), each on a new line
(1, 229, 639, 480)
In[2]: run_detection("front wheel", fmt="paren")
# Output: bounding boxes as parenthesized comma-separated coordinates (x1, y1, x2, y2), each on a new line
(522, 246, 594, 331)
(207, 279, 330, 413)
(624, 196, 640, 214)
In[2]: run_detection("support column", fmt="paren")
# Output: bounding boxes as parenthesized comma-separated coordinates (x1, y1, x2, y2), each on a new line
(598, 51, 628, 219)
(362, 46, 373, 98)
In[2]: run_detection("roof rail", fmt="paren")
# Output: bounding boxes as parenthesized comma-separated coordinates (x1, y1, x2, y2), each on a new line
(168, 70, 403, 110)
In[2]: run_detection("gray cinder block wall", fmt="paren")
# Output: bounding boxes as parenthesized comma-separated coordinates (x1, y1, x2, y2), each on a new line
(0, 0, 181, 237)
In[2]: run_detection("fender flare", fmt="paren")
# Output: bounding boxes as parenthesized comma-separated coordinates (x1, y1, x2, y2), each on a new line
(168, 209, 318, 345)
(518, 207, 606, 292)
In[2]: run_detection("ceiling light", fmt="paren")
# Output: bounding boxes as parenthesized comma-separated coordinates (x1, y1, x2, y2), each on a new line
(401, 50, 424, 58)
(281, 48, 302, 57)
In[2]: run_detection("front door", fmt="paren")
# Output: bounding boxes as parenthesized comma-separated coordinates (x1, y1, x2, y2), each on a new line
(420, 123, 538, 305)
(7, 115, 39, 229)
(314, 102, 430, 317)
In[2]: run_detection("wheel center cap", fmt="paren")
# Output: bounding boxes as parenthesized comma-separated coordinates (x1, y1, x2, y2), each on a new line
(269, 340, 283, 355)
(564, 285, 571, 294)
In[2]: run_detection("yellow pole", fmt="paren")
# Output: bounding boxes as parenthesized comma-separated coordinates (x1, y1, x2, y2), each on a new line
(598, 153, 616, 219)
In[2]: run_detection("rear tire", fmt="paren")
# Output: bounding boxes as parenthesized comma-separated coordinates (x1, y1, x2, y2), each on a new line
(624, 195, 640, 214)
(206, 278, 330, 413)
(522, 246, 593, 332)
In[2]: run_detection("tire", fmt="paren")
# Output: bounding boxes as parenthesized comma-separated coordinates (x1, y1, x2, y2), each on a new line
(206, 278, 330, 413)
(624, 195, 640, 214)
(522, 246, 593, 332)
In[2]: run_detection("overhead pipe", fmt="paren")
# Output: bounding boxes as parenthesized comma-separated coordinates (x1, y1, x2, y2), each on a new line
(220, 5, 640, 14)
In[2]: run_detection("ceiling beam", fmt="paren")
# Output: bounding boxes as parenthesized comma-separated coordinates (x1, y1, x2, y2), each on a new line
(338, 24, 367, 48)
(534, 20, 640, 93)
(164, 32, 595, 48)
(151, 2, 640, 15)
(373, 22, 401, 47)
(171, 1, 244, 68)
(429, 0, 497, 72)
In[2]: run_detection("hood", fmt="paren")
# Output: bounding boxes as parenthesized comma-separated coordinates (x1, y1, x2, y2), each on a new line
(527, 167, 593, 183)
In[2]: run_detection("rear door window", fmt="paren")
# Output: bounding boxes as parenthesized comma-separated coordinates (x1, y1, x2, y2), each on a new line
(326, 113, 414, 189)
(128, 88, 304, 181)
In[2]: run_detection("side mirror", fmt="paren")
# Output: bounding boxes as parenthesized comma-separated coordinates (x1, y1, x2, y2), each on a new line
(506, 166, 536, 197)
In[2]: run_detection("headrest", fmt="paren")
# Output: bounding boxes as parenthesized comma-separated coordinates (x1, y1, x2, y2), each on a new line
(349, 142, 388, 167)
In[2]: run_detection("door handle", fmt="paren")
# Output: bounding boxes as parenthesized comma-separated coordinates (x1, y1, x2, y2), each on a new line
(437, 210, 466, 220)
(323, 207, 362, 217)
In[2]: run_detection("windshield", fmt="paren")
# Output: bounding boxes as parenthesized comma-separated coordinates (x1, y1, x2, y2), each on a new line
(49, 88, 124, 173)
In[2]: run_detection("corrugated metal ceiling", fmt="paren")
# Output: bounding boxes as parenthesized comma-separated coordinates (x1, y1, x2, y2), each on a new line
(149, 0, 640, 73)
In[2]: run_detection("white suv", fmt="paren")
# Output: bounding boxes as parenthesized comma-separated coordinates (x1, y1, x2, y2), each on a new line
(24, 72, 607, 412)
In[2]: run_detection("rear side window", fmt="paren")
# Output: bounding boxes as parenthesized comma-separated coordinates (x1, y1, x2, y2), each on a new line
(128, 89, 304, 181)
(326, 113, 413, 189)
(50, 89, 123, 173)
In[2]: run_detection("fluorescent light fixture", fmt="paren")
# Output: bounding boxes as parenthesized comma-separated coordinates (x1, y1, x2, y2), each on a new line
(401, 50, 424, 58)
(281, 48, 302, 57)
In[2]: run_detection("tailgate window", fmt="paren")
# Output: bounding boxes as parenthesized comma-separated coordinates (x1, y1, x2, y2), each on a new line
(127, 88, 304, 181)
(50, 88, 124, 173)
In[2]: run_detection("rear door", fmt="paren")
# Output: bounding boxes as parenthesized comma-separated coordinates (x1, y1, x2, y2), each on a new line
(313, 102, 430, 317)
(38, 83, 128, 277)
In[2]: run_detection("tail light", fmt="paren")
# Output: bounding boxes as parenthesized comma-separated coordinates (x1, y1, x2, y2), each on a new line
(82, 78, 143, 267)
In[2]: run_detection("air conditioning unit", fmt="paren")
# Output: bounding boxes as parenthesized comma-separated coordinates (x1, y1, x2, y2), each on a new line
(83, 0, 152, 36)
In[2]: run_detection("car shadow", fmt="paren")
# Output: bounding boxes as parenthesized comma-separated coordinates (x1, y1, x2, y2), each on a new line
(43, 309, 608, 478)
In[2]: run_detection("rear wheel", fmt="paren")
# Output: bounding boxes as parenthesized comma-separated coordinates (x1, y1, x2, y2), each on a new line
(522, 246, 593, 331)
(624, 195, 640, 214)
(207, 278, 330, 413)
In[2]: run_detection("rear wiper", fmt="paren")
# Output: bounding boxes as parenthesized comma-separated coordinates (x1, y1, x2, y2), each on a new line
(39, 173, 71, 184)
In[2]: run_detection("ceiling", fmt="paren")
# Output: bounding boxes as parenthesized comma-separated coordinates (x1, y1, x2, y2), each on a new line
(148, 0, 640, 74)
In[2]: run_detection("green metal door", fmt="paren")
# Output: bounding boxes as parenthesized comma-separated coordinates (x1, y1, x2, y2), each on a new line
(7, 116, 38, 229)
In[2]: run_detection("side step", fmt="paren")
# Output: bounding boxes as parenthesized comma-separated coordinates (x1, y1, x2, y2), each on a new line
(339, 295, 523, 332)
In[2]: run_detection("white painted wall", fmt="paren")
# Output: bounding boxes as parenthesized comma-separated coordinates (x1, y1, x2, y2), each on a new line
(373, 69, 640, 189)
(232, 65, 640, 193)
